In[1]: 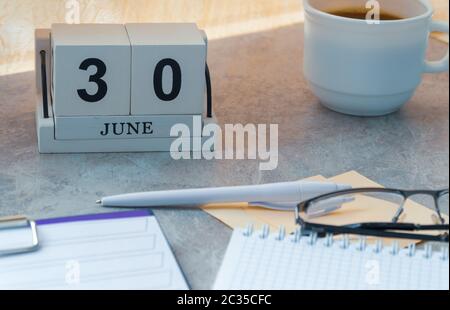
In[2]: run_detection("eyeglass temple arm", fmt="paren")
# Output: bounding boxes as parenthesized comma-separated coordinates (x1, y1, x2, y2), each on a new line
(302, 222, 449, 242)
(346, 222, 449, 231)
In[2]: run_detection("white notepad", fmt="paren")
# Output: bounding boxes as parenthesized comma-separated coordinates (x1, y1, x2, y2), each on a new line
(0, 211, 188, 290)
(214, 227, 449, 290)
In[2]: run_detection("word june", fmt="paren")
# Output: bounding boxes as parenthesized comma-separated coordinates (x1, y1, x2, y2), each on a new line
(100, 122, 153, 136)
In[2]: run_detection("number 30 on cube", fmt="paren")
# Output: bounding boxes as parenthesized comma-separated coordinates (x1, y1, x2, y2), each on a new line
(51, 23, 206, 117)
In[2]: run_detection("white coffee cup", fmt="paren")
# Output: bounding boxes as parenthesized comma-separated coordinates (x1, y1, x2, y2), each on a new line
(303, 0, 449, 116)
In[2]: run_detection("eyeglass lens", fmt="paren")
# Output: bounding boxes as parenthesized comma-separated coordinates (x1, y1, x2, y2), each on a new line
(306, 190, 448, 226)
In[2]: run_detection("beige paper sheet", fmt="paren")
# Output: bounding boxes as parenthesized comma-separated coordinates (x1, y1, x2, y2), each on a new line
(203, 171, 448, 245)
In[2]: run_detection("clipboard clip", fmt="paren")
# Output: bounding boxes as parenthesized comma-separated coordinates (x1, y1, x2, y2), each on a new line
(0, 216, 40, 257)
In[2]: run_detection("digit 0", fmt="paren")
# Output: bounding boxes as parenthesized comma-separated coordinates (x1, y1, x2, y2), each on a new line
(77, 58, 108, 103)
(153, 58, 182, 101)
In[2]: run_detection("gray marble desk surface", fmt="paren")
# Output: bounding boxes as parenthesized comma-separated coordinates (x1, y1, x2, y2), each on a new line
(0, 24, 448, 289)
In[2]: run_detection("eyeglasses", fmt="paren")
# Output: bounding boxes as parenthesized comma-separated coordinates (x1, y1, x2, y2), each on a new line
(296, 188, 449, 243)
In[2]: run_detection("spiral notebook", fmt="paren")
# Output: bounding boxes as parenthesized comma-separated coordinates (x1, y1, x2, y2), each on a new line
(213, 227, 449, 290)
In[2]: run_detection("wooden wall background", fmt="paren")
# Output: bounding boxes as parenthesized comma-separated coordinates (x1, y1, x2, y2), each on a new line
(0, 0, 448, 75)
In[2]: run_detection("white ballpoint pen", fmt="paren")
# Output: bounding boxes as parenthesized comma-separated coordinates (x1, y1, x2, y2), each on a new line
(96, 181, 352, 213)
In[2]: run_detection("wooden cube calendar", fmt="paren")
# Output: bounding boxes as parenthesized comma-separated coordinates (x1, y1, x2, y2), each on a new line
(35, 23, 214, 153)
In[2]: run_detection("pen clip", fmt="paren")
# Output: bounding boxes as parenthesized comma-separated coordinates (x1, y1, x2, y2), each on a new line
(249, 199, 349, 217)
(305, 196, 354, 218)
(249, 201, 298, 211)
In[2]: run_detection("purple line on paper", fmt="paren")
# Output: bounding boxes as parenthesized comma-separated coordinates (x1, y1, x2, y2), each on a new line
(36, 210, 152, 226)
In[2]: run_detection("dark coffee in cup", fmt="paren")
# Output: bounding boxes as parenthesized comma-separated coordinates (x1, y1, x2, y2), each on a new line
(326, 8, 404, 20)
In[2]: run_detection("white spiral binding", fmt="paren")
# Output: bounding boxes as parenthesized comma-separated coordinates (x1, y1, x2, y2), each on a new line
(241, 224, 450, 261)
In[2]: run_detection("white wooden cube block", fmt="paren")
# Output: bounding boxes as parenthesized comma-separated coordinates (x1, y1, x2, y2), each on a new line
(126, 23, 206, 115)
(51, 24, 131, 116)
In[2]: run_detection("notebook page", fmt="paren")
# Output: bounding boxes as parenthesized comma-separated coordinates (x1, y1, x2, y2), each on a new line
(213, 229, 449, 290)
(0, 213, 188, 290)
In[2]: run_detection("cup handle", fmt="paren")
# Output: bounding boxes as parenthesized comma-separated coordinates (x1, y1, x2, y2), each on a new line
(424, 21, 449, 73)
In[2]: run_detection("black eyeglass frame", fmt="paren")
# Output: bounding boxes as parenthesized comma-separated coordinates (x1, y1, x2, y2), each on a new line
(296, 188, 449, 243)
